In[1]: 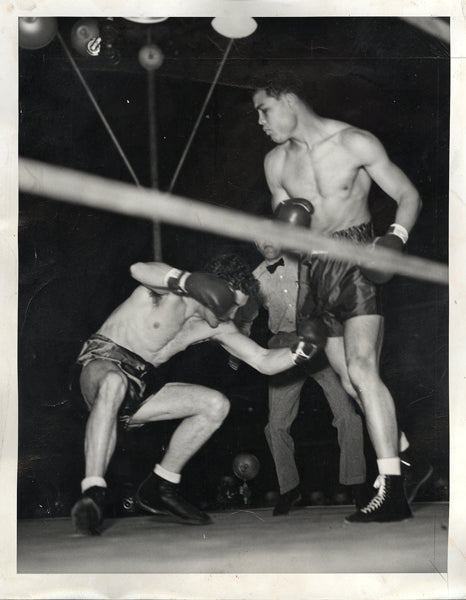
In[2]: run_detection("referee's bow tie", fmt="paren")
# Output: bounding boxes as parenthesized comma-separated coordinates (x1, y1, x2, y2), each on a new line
(266, 257, 285, 273)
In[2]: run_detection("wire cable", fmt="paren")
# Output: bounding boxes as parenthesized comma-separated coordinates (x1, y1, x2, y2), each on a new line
(168, 38, 234, 193)
(57, 31, 141, 187)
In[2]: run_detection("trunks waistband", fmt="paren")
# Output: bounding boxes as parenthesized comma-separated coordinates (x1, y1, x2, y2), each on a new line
(331, 222, 374, 243)
(82, 333, 149, 366)
(76, 333, 155, 394)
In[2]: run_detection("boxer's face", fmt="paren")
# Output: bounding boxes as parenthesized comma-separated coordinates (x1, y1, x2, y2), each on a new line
(253, 90, 296, 143)
(220, 290, 249, 322)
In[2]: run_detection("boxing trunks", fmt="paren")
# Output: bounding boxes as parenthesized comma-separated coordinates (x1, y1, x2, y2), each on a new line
(300, 222, 382, 336)
(76, 333, 167, 426)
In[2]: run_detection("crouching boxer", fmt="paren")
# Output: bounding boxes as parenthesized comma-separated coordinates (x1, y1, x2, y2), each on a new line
(71, 253, 327, 534)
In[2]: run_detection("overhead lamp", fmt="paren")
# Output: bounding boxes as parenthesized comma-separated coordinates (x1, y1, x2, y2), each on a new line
(18, 17, 58, 50)
(138, 44, 164, 71)
(211, 16, 257, 39)
(70, 18, 101, 57)
(123, 17, 169, 24)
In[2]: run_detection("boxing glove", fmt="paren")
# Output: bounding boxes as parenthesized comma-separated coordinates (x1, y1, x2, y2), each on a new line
(274, 198, 314, 228)
(361, 224, 408, 284)
(291, 318, 328, 366)
(165, 269, 235, 318)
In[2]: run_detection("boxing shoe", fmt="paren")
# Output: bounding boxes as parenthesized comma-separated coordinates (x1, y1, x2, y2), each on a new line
(351, 482, 374, 510)
(273, 485, 302, 516)
(345, 475, 412, 523)
(400, 449, 433, 504)
(136, 472, 212, 525)
(71, 485, 107, 535)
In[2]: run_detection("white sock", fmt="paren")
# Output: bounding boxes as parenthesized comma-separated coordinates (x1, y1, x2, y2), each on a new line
(81, 476, 107, 493)
(154, 463, 181, 484)
(377, 457, 401, 476)
(399, 431, 410, 452)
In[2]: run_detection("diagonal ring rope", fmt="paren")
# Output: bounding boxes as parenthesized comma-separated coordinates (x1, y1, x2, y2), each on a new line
(19, 158, 448, 286)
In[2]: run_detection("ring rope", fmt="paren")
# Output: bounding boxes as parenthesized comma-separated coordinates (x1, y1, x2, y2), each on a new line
(19, 158, 448, 286)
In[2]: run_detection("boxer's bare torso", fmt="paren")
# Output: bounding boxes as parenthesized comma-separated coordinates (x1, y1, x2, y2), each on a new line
(98, 286, 238, 367)
(265, 123, 373, 235)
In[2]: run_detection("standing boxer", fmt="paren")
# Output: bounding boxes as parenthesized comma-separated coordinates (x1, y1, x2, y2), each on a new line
(71, 254, 327, 534)
(253, 73, 425, 522)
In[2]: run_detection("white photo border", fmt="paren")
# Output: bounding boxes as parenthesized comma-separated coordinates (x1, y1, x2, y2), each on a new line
(1, 1, 464, 599)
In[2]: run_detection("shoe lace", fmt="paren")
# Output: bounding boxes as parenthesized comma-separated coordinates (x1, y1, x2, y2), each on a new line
(361, 475, 387, 514)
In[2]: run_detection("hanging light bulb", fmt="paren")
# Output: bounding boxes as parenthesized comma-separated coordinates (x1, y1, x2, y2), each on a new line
(70, 18, 101, 57)
(19, 17, 58, 50)
(124, 17, 169, 24)
(138, 44, 164, 71)
(211, 16, 257, 39)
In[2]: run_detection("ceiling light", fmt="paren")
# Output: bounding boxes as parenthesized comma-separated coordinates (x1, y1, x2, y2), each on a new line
(123, 17, 169, 24)
(211, 16, 257, 39)
(18, 17, 58, 50)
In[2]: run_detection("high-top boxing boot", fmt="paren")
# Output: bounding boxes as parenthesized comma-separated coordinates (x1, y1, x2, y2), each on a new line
(345, 475, 412, 523)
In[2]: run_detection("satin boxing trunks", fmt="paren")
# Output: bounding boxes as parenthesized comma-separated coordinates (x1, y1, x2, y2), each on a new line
(300, 222, 382, 337)
(76, 333, 167, 427)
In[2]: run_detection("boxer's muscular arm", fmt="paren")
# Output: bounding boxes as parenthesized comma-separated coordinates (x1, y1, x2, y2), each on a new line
(214, 318, 326, 374)
(131, 261, 235, 317)
(212, 323, 295, 375)
(130, 261, 174, 292)
(343, 129, 422, 232)
(264, 148, 290, 211)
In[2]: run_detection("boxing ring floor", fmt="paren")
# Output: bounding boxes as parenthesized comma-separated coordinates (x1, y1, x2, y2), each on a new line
(17, 502, 448, 573)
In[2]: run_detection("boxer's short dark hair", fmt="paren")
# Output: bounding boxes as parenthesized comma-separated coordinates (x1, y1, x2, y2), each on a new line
(254, 71, 305, 100)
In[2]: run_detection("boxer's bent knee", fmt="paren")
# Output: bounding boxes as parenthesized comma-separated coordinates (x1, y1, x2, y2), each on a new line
(203, 390, 230, 424)
(81, 363, 128, 413)
(346, 355, 378, 390)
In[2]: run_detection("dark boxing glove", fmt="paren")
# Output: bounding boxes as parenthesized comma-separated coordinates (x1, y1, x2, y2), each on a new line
(164, 268, 235, 318)
(361, 223, 409, 285)
(274, 198, 314, 228)
(291, 318, 328, 366)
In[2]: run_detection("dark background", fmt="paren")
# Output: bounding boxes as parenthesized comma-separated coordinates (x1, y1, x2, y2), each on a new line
(18, 17, 449, 518)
